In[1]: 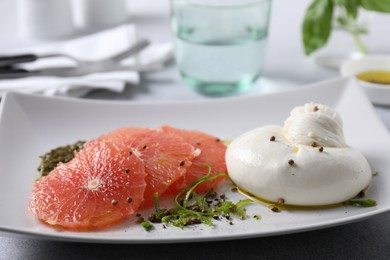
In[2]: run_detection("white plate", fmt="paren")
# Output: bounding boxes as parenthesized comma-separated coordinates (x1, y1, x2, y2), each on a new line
(0, 77, 389, 243)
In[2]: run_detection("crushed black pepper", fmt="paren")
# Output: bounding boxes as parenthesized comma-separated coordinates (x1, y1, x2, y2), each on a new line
(145, 175, 252, 229)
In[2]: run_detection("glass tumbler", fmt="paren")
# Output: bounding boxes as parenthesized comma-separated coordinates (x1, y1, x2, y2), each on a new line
(171, 0, 272, 96)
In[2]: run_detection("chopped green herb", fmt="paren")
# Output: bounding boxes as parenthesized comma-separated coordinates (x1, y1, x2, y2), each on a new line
(37, 141, 85, 178)
(147, 167, 253, 229)
(346, 199, 377, 207)
(214, 201, 235, 215)
(154, 192, 161, 211)
(372, 171, 379, 176)
(141, 221, 154, 231)
(235, 199, 253, 218)
(253, 214, 261, 220)
(214, 199, 252, 220)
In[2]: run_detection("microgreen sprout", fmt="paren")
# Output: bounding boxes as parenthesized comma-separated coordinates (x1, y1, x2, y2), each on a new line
(144, 167, 254, 229)
(346, 199, 377, 208)
(141, 221, 154, 231)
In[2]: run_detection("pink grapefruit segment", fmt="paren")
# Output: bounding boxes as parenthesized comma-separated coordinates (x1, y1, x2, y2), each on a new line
(98, 127, 147, 147)
(160, 126, 227, 193)
(99, 127, 199, 207)
(29, 140, 146, 230)
(130, 130, 198, 208)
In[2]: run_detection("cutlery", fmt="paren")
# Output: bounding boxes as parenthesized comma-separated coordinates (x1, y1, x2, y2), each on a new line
(0, 39, 168, 79)
(0, 38, 150, 67)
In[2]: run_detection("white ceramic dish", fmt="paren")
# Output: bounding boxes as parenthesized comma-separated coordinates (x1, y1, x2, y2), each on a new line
(0, 77, 389, 243)
(340, 55, 390, 106)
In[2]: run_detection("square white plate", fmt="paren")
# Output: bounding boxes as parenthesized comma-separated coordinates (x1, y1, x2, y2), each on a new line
(0, 77, 389, 243)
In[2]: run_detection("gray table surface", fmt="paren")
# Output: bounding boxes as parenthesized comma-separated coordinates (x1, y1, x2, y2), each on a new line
(1, 212, 389, 259)
(1, 0, 390, 259)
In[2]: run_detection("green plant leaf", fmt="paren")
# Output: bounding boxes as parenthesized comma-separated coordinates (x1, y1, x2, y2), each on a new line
(333, 0, 347, 4)
(302, 0, 334, 55)
(334, 0, 359, 18)
(345, 0, 359, 18)
(359, 0, 390, 13)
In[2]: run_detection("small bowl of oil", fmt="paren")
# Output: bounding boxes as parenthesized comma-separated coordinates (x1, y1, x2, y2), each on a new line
(341, 55, 390, 106)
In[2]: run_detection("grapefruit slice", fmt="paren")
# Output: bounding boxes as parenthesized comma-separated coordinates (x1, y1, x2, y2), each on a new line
(99, 127, 199, 207)
(98, 127, 147, 146)
(29, 140, 146, 230)
(129, 129, 198, 208)
(160, 126, 227, 193)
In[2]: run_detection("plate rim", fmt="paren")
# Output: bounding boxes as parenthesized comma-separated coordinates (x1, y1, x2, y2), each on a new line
(0, 206, 389, 244)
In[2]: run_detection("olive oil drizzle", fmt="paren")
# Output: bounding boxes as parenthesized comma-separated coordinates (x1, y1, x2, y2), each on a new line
(236, 186, 375, 211)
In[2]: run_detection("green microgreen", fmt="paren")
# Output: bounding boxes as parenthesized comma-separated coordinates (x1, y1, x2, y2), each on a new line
(253, 215, 261, 220)
(346, 199, 377, 207)
(144, 167, 254, 229)
(141, 221, 154, 231)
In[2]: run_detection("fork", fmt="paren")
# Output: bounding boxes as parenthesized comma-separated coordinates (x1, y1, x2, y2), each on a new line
(0, 38, 150, 67)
